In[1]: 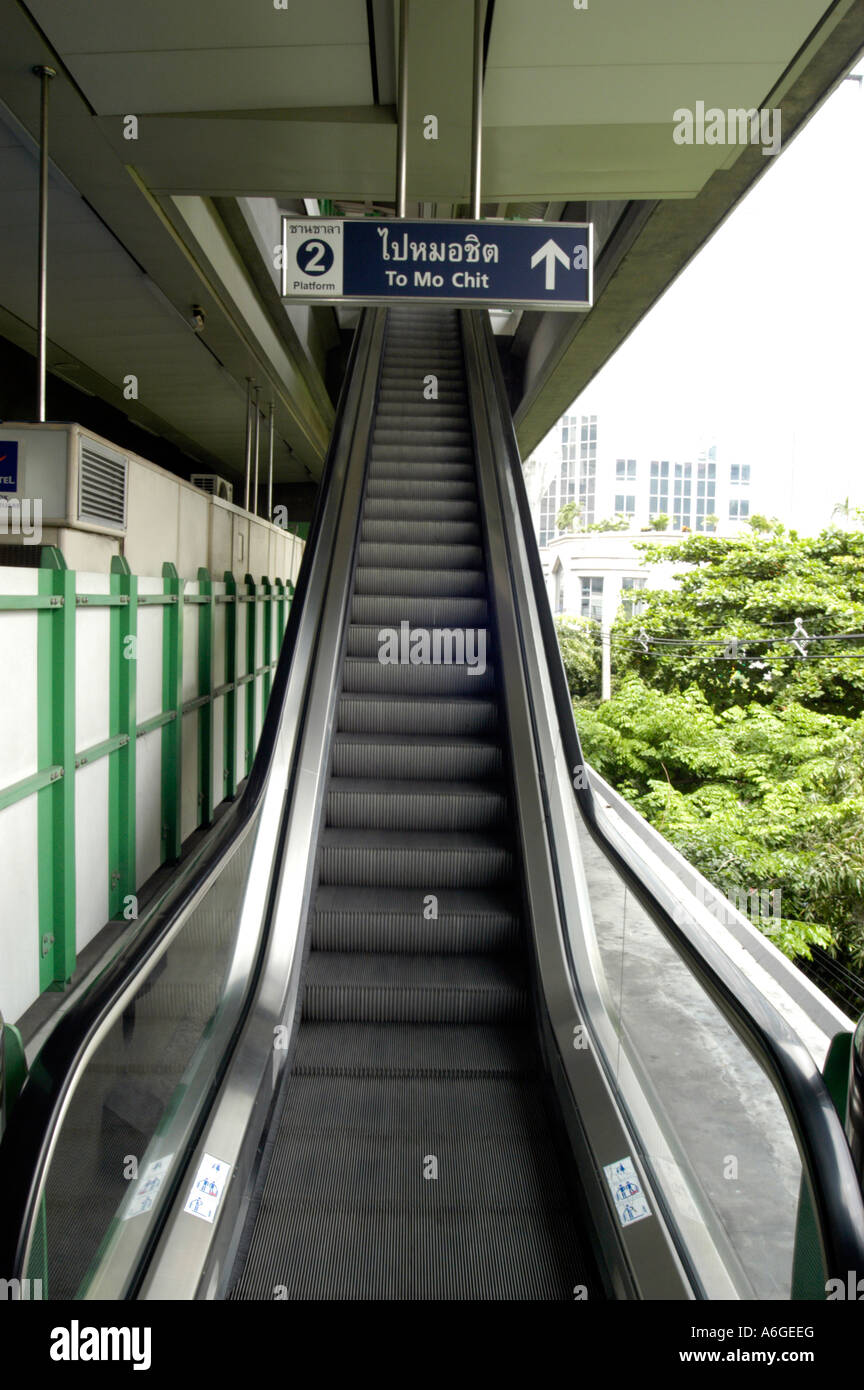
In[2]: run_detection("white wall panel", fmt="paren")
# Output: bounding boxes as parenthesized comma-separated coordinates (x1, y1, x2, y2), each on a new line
(75, 571, 111, 753)
(0, 797, 39, 1024)
(0, 571, 39, 787)
(75, 759, 109, 950)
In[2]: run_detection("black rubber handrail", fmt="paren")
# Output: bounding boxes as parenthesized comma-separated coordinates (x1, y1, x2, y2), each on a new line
(0, 311, 372, 1282)
(472, 308, 864, 1289)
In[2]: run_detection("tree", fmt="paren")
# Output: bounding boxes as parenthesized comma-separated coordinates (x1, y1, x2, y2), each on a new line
(555, 615, 600, 698)
(568, 518, 864, 966)
(612, 524, 864, 718)
(575, 678, 862, 963)
(556, 500, 582, 533)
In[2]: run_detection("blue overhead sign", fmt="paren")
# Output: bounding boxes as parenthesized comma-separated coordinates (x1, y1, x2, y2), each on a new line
(281, 218, 592, 311)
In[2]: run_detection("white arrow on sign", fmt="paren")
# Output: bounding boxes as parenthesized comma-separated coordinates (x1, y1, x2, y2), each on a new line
(530, 238, 571, 291)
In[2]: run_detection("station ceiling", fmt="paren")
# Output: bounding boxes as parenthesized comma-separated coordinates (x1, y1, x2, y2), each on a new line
(0, 0, 862, 487)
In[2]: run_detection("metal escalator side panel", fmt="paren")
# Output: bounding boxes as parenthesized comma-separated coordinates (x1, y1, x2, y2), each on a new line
(460, 311, 698, 1300)
(131, 309, 388, 1300)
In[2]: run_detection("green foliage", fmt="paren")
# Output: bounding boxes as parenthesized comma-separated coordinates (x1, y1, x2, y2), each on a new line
(556, 500, 582, 533)
(648, 513, 670, 531)
(555, 615, 600, 699)
(575, 679, 864, 963)
(613, 524, 864, 718)
(567, 519, 864, 967)
(588, 516, 630, 532)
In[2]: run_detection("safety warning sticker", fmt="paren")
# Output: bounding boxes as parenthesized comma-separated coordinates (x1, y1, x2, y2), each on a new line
(603, 1155, 652, 1227)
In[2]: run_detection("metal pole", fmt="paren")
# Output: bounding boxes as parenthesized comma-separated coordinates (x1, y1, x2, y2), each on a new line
(470, 0, 484, 219)
(267, 402, 274, 521)
(395, 0, 409, 217)
(252, 385, 261, 517)
(601, 620, 611, 701)
(33, 66, 56, 423)
(244, 378, 253, 512)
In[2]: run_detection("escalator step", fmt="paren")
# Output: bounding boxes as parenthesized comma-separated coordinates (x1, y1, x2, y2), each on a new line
(371, 444, 475, 463)
(331, 733, 503, 780)
(354, 566, 486, 597)
(318, 828, 513, 888)
(292, 1021, 534, 1076)
(362, 498, 478, 522)
(366, 478, 477, 498)
(351, 594, 488, 627)
(354, 544, 484, 574)
(361, 520, 481, 545)
(338, 691, 498, 736)
(326, 777, 507, 832)
(346, 618, 491, 658)
(303, 952, 528, 1024)
(341, 657, 494, 696)
(310, 887, 518, 954)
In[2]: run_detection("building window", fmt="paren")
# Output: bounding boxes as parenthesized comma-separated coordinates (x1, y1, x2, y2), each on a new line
(580, 576, 603, 622)
(539, 479, 558, 547)
(729, 498, 750, 520)
(578, 415, 597, 525)
(730, 464, 750, 485)
(615, 458, 636, 480)
(614, 494, 636, 517)
(672, 462, 692, 528)
(621, 576, 646, 618)
(553, 565, 565, 613)
(649, 460, 669, 517)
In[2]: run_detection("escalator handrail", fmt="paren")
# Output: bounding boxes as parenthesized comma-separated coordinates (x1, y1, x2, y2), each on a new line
(472, 309, 864, 1286)
(0, 310, 373, 1281)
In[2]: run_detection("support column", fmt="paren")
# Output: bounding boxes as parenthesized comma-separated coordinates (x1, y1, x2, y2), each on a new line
(109, 556, 138, 920)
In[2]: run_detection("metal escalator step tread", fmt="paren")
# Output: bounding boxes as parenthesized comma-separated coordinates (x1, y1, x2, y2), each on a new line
(303, 951, 528, 1023)
(354, 567, 486, 597)
(366, 478, 476, 497)
(346, 619, 490, 659)
(341, 657, 494, 695)
(363, 464, 475, 486)
(326, 777, 508, 832)
(232, 1206, 587, 1301)
(337, 692, 498, 735)
(373, 428, 472, 446)
(362, 498, 478, 521)
(360, 519, 480, 545)
(353, 545, 484, 576)
(331, 733, 503, 779)
(371, 444, 475, 462)
(318, 828, 513, 888)
(309, 887, 519, 953)
(351, 594, 488, 626)
(291, 1022, 535, 1075)
(375, 407, 469, 423)
(229, 1073, 592, 1300)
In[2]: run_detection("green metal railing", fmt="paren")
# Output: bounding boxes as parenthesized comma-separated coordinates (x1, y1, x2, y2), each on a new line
(0, 547, 293, 997)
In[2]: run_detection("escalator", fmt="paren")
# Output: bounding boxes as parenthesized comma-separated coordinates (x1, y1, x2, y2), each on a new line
(1, 305, 863, 1303)
(230, 307, 594, 1299)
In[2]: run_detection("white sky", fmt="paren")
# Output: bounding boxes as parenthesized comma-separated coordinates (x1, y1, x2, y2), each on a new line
(561, 65, 864, 534)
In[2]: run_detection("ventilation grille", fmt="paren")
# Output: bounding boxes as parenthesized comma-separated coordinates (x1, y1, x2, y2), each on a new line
(78, 440, 127, 529)
(191, 473, 233, 503)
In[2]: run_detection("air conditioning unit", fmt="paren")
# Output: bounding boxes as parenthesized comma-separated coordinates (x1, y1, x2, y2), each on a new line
(191, 473, 233, 503)
(0, 423, 128, 532)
